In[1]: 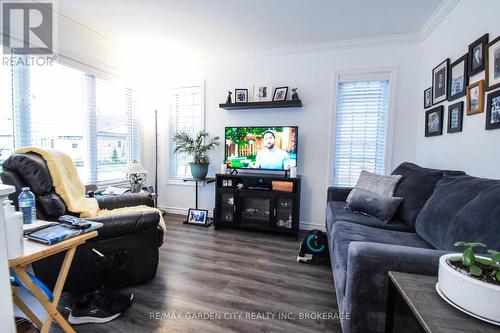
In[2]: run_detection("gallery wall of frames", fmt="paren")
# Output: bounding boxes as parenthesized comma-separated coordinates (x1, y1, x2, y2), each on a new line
(424, 33, 500, 137)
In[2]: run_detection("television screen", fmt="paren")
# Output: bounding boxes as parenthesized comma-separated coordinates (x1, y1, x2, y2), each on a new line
(224, 126, 298, 170)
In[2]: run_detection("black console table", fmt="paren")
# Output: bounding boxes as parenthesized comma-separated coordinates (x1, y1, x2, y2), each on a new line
(214, 173, 301, 238)
(183, 177, 216, 209)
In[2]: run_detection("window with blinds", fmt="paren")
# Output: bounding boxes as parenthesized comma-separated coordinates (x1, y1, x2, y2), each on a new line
(168, 84, 203, 180)
(333, 79, 390, 187)
(0, 60, 140, 184)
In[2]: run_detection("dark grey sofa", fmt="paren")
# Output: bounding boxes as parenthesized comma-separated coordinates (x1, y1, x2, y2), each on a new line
(326, 162, 500, 333)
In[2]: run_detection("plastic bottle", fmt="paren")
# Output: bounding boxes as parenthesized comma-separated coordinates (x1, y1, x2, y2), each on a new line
(18, 187, 36, 224)
(3, 199, 23, 259)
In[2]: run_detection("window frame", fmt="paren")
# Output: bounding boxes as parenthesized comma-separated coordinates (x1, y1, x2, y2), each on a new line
(327, 67, 398, 187)
(164, 80, 205, 185)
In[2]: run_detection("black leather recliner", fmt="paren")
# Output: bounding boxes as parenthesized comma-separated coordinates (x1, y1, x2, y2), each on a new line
(1, 152, 164, 292)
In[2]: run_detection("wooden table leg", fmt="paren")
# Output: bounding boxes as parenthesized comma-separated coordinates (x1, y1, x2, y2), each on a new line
(13, 293, 43, 329)
(13, 253, 77, 333)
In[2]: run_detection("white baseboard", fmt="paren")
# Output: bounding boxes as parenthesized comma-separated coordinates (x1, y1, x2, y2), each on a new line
(158, 205, 325, 232)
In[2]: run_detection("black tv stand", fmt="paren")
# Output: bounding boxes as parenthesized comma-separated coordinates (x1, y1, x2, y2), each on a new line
(214, 173, 301, 237)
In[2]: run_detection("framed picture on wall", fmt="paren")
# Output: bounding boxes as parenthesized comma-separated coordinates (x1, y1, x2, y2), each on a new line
(273, 87, 288, 101)
(468, 33, 489, 77)
(253, 84, 273, 102)
(425, 105, 444, 137)
(432, 59, 449, 104)
(486, 35, 500, 91)
(466, 80, 485, 115)
(448, 54, 468, 101)
(424, 87, 432, 108)
(234, 89, 248, 103)
(485, 89, 500, 130)
(447, 101, 464, 133)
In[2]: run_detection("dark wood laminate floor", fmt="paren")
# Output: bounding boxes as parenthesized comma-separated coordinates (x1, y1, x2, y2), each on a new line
(54, 213, 341, 333)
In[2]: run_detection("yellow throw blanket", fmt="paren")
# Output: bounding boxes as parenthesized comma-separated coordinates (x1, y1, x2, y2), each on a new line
(15, 147, 165, 231)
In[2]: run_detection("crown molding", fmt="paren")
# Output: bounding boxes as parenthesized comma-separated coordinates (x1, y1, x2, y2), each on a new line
(417, 0, 460, 41)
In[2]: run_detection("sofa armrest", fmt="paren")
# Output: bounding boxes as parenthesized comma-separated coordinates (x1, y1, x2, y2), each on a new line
(327, 186, 353, 203)
(96, 192, 154, 210)
(343, 242, 449, 333)
(86, 210, 160, 242)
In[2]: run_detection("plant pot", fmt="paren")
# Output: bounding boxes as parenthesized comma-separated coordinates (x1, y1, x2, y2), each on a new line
(438, 253, 500, 322)
(190, 163, 209, 179)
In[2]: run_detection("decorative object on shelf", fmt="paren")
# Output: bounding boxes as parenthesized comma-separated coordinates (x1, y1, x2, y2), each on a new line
(448, 54, 469, 101)
(424, 87, 432, 108)
(253, 84, 272, 102)
(466, 80, 485, 115)
(186, 208, 209, 226)
(291, 88, 299, 101)
(273, 86, 288, 101)
(468, 33, 489, 77)
(234, 89, 248, 103)
(124, 160, 148, 193)
(485, 89, 500, 130)
(425, 105, 444, 137)
(226, 91, 232, 104)
(486, 35, 500, 91)
(447, 101, 464, 133)
(437, 242, 500, 324)
(173, 130, 220, 179)
(432, 59, 449, 104)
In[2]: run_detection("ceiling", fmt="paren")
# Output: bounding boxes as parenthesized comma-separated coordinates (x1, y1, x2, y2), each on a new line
(58, 0, 445, 57)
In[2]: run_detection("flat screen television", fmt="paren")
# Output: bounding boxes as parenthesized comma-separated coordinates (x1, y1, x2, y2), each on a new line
(224, 126, 298, 171)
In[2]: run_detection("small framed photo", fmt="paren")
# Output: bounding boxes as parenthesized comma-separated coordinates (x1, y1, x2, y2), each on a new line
(424, 87, 432, 108)
(235, 89, 248, 103)
(448, 54, 469, 101)
(273, 86, 288, 101)
(185, 208, 209, 226)
(425, 105, 444, 137)
(485, 89, 500, 130)
(468, 33, 488, 77)
(222, 179, 233, 187)
(447, 101, 464, 134)
(466, 80, 485, 115)
(253, 84, 272, 102)
(432, 59, 449, 104)
(486, 35, 500, 91)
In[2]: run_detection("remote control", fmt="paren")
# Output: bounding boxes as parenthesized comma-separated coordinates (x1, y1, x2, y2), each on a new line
(58, 215, 92, 229)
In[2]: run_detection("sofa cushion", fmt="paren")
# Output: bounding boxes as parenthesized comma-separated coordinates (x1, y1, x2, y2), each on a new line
(415, 175, 500, 251)
(391, 162, 464, 229)
(346, 170, 401, 203)
(2, 153, 53, 194)
(330, 221, 433, 299)
(346, 188, 403, 223)
(326, 201, 412, 233)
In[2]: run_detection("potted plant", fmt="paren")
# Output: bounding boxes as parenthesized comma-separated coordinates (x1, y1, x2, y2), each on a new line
(438, 241, 500, 323)
(173, 130, 220, 179)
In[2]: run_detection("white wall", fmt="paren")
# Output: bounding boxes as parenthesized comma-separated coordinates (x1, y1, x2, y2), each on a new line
(147, 42, 422, 229)
(417, 0, 500, 179)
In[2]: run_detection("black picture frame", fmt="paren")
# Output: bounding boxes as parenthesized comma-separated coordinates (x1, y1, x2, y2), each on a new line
(424, 87, 432, 108)
(185, 208, 209, 226)
(468, 33, 489, 77)
(234, 89, 248, 103)
(485, 89, 500, 130)
(432, 59, 449, 105)
(448, 54, 469, 101)
(273, 86, 288, 101)
(447, 101, 464, 133)
(486, 35, 500, 91)
(425, 105, 444, 137)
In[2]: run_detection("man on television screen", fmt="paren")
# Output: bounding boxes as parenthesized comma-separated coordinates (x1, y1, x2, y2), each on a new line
(254, 130, 291, 170)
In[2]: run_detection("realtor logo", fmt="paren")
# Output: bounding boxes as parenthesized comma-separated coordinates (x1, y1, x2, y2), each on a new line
(2, 1, 54, 54)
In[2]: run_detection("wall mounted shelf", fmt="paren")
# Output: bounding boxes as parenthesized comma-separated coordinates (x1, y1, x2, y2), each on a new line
(219, 100, 302, 110)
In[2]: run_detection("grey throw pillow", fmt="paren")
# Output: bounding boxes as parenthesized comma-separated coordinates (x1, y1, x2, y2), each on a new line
(346, 170, 402, 203)
(346, 188, 403, 223)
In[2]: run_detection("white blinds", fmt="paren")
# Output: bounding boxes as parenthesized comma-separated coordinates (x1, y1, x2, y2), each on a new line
(168, 85, 203, 179)
(333, 79, 390, 187)
(0, 61, 140, 184)
(0, 64, 13, 165)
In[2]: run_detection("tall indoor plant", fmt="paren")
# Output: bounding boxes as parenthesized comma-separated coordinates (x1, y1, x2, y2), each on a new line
(173, 130, 220, 179)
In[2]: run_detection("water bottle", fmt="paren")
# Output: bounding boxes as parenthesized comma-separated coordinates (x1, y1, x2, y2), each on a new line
(18, 187, 36, 224)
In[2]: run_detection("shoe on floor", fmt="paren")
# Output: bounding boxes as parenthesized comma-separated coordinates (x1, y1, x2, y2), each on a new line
(68, 304, 121, 324)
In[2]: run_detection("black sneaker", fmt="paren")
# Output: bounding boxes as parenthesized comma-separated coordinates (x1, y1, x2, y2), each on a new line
(68, 293, 121, 324)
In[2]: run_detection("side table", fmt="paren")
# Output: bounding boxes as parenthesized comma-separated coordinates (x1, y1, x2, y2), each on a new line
(182, 177, 216, 226)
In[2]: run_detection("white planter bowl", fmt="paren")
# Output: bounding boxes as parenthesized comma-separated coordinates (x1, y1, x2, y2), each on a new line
(438, 253, 500, 322)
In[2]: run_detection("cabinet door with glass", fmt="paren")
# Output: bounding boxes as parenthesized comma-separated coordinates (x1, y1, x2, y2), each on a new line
(273, 194, 297, 232)
(216, 189, 238, 225)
